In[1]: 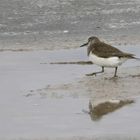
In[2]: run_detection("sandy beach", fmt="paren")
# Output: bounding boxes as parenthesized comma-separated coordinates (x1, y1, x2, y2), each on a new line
(0, 0, 140, 140)
(0, 46, 140, 140)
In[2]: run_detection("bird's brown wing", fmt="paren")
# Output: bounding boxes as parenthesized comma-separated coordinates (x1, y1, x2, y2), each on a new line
(91, 42, 134, 58)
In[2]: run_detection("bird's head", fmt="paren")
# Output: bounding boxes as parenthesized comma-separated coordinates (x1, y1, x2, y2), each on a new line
(80, 36, 100, 47)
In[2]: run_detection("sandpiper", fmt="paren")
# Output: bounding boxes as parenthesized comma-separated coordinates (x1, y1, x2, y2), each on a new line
(80, 36, 138, 77)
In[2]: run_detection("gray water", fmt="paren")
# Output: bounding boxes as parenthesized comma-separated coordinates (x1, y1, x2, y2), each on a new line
(1, 0, 140, 50)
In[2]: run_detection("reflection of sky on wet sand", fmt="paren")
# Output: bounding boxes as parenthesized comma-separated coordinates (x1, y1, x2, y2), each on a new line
(0, 45, 140, 139)
(0, 97, 140, 139)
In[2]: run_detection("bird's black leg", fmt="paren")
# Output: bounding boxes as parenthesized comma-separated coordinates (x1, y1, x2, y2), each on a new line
(86, 66, 104, 76)
(114, 67, 118, 77)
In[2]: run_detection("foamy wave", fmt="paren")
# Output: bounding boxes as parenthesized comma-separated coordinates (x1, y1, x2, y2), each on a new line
(102, 8, 140, 14)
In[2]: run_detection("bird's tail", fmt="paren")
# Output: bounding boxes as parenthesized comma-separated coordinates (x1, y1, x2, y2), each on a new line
(131, 56, 140, 60)
(124, 53, 140, 60)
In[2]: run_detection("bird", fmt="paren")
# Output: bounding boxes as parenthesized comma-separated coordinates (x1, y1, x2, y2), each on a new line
(80, 36, 139, 77)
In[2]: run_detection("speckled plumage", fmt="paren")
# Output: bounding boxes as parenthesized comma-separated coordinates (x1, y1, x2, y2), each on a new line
(87, 37, 134, 58)
(80, 36, 136, 77)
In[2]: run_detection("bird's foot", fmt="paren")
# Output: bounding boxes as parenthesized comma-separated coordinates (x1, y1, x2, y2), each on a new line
(109, 75, 118, 80)
(86, 73, 97, 76)
(113, 75, 118, 78)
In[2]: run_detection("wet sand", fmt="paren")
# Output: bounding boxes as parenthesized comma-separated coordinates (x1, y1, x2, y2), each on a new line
(0, 46, 140, 140)
(0, 0, 140, 139)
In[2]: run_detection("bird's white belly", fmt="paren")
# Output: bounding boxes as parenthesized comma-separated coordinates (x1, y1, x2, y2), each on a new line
(89, 53, 128, 67)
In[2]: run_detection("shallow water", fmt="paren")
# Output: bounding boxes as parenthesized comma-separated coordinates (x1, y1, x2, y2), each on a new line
(1, 0, 140, 50)
(0, 46, 140, 140)
(1, 97, 140, 140)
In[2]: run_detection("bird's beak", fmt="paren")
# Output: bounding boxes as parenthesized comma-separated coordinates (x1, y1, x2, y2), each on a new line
(80, 42, 88, 47)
